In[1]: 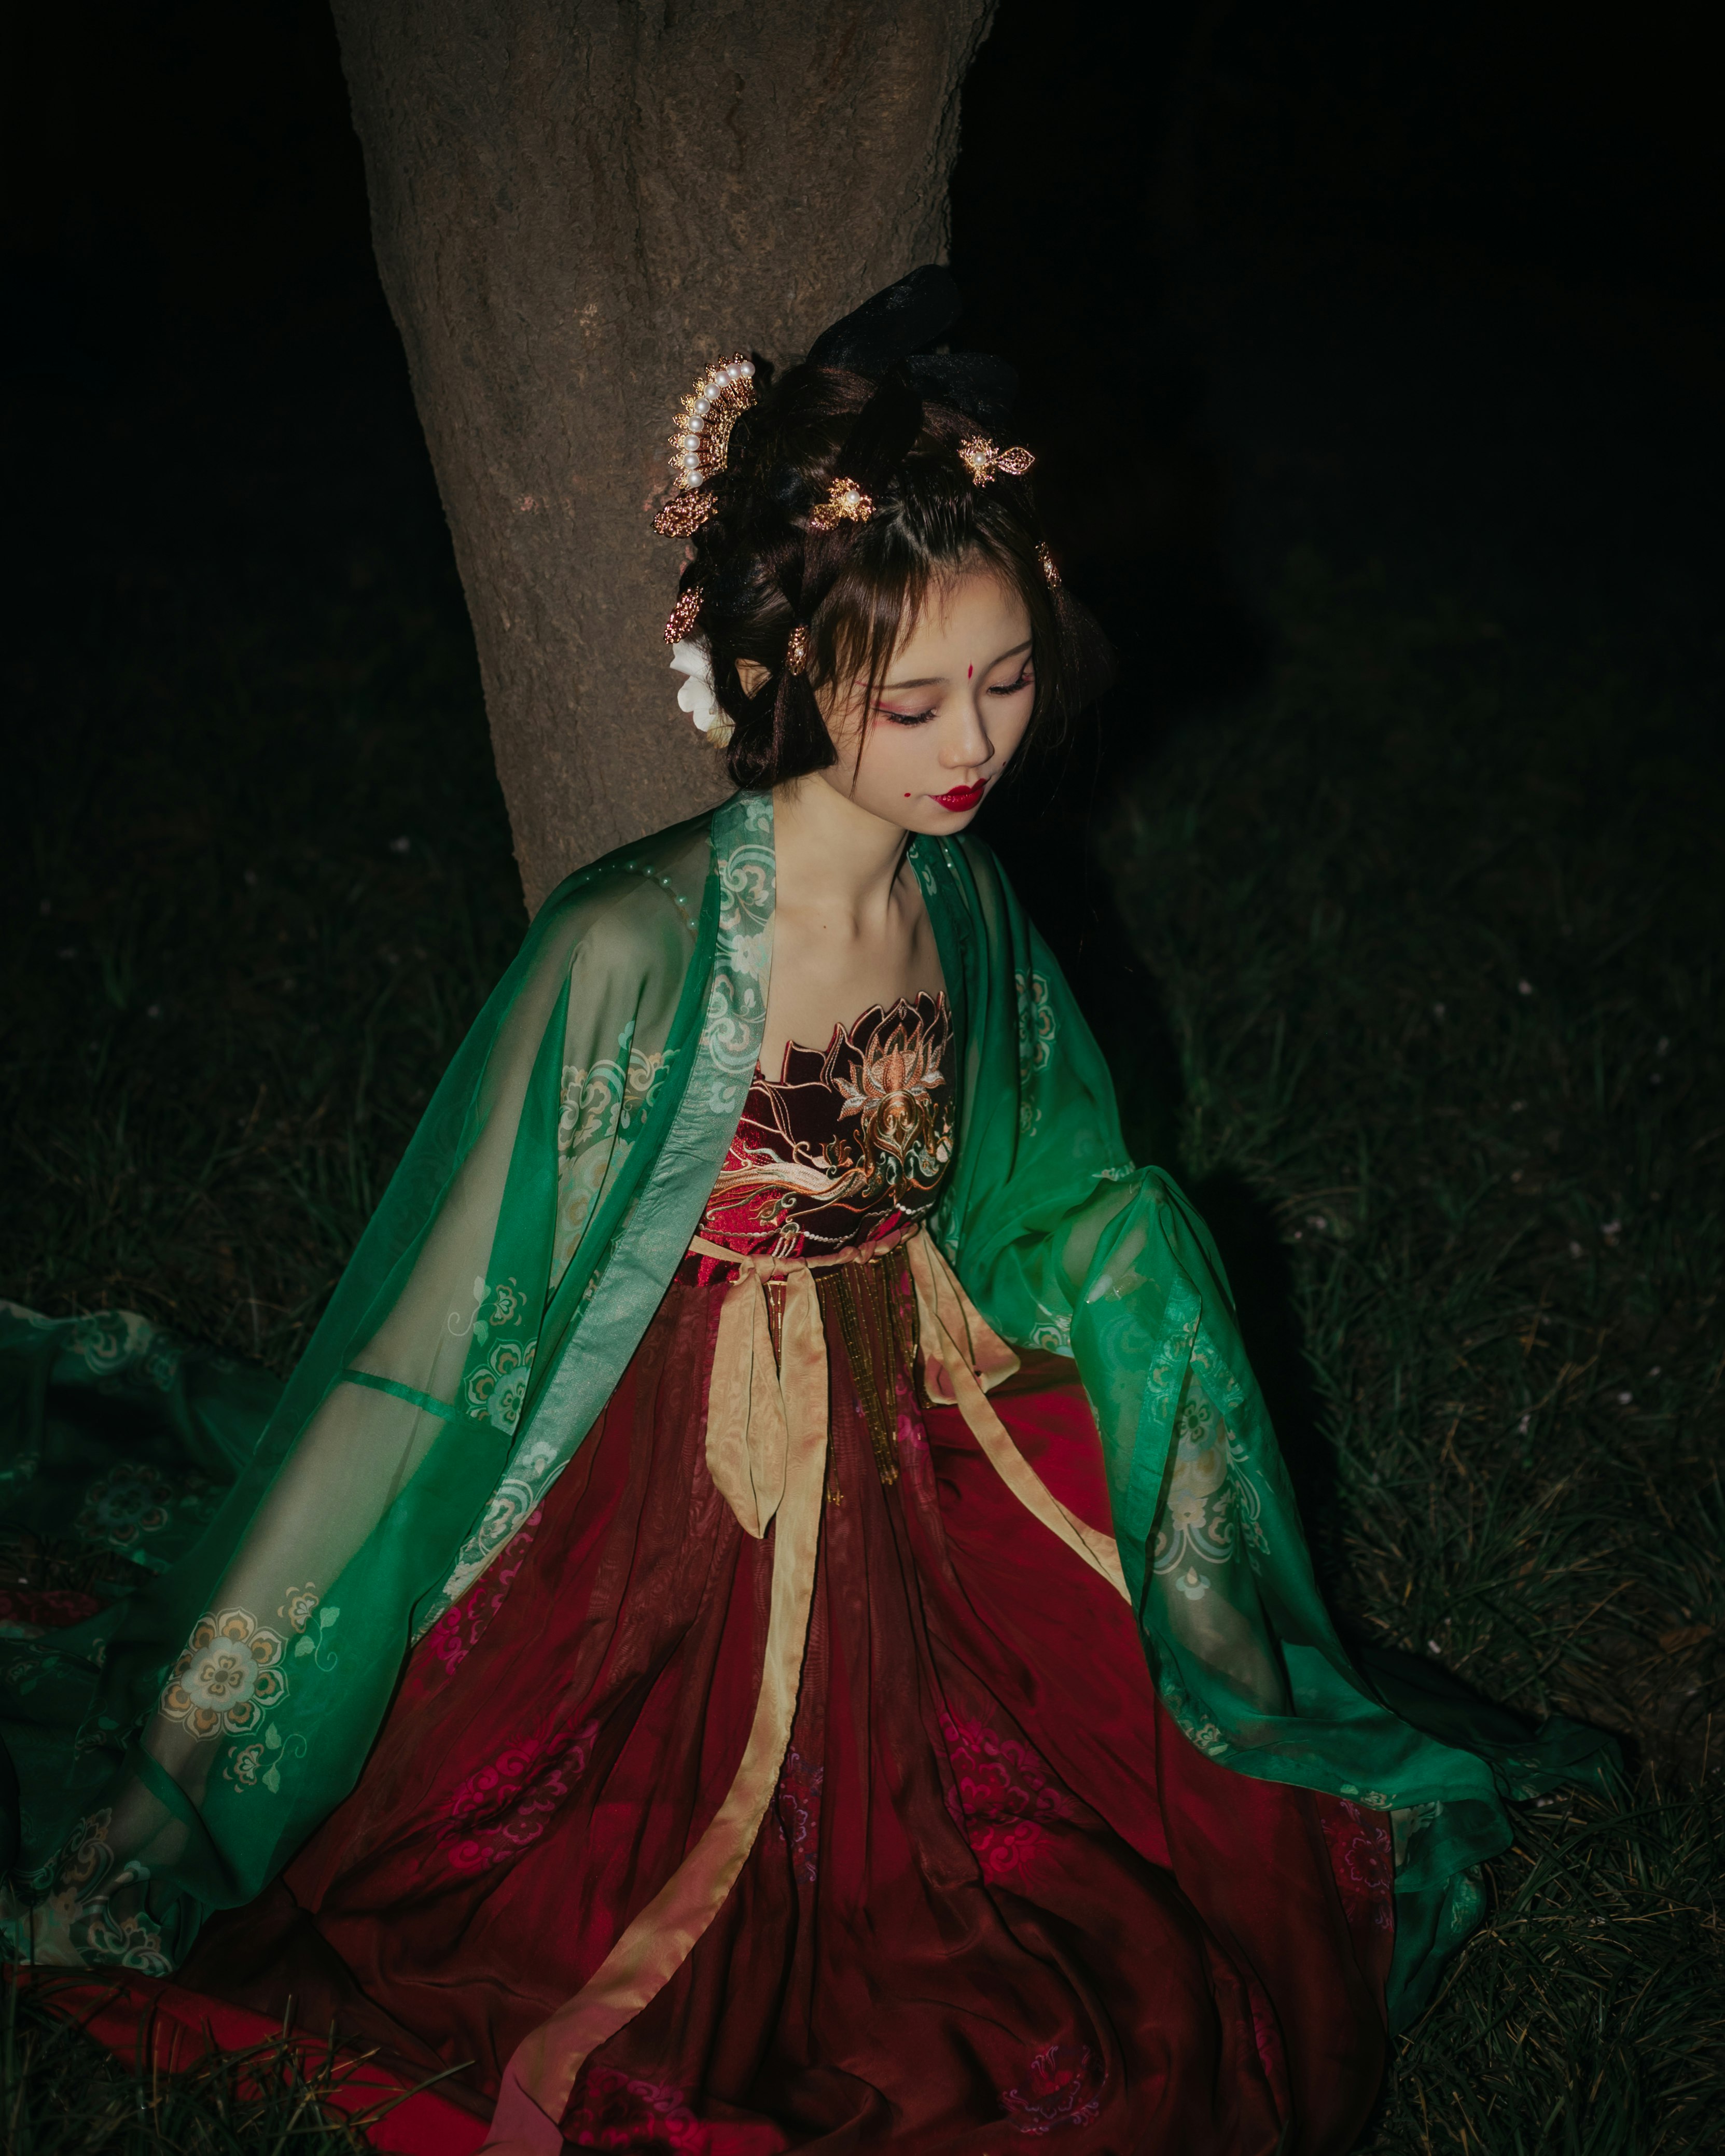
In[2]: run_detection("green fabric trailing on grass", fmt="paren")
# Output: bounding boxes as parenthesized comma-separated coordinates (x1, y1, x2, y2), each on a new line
(0, 1303, 275, 1579)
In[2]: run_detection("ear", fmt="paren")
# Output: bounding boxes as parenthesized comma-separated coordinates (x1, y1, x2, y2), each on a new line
(736, 658, 770, 697)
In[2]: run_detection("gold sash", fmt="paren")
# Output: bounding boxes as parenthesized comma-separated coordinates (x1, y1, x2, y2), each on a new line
(483, 1225, 1128, 2154)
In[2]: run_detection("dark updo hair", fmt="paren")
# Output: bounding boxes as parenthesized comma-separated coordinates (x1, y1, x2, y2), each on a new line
(671, 359, 1110, 790)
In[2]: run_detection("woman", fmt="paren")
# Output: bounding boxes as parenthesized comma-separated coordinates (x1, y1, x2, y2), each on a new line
(2, 271, 1602, 2153)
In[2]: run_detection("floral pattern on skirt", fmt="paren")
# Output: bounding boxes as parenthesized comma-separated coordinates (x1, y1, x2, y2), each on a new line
(185, 1249, 1392, 2153)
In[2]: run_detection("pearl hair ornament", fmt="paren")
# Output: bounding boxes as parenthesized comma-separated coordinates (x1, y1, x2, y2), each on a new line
(665, 354, 757, 495)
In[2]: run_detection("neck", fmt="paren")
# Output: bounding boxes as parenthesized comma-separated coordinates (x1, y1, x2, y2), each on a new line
(771, 776, 910, 926)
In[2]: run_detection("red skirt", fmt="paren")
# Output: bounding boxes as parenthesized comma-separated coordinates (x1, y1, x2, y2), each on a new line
(185, 1255, 1392, 2153)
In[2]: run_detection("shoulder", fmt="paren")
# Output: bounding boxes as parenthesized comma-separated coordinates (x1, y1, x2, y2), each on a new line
(524, 809, 715, 987)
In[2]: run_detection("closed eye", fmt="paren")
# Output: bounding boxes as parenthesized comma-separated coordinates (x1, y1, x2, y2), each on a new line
(877, 660, 1032, 722)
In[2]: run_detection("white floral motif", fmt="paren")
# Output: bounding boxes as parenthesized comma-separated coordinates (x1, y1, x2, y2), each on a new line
(1158, 1672, 1232, 1760)
(554, 1028, 671, 1276)
(226, 1742, 266, 1787)
(465, 1337, 536, 1431)
(0, 1302, 182, 1389)
(699, 820, 773, 1111)
(65, 1309, 154, 1376)
(558, 1041, 666, 1162)
(1149, 1352, 1276, 1594)
(159, 1609, 288, 1738)
(715, 840, 773, 999)
(433, 1476, 540, 1618)
(4, 1810, 172, 1974)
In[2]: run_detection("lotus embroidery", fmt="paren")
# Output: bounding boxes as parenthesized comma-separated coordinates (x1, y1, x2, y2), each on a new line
(833, 1017, 944, 1164)
(700, 995, 954, 1258)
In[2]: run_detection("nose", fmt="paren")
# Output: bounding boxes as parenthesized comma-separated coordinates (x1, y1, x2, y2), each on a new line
(939, 690, 992, 771)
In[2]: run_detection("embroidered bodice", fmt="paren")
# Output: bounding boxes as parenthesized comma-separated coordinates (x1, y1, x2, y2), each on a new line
(694, 992, 954, 1260)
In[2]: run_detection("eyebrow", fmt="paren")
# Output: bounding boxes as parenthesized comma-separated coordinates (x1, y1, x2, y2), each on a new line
(879, 638, 1033, 691)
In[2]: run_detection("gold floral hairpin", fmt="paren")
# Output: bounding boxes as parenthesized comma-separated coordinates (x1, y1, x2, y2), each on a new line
(664, 354, 757, 497)
(1036, 541, 1061, 590)
(663, 586, 703, 645)
(958, 435, 1035, 486)
(808, 475, 874, 532)
(652, 488, 717, 539)
(785, 625, 810, 677)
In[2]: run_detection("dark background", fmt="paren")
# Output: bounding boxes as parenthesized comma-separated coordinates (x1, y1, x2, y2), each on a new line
(8, 0, 1719, 1261)
(4, 0, 1720, 1142)
(7, 0, 1720, 823)
(953, 0, 1722, 894)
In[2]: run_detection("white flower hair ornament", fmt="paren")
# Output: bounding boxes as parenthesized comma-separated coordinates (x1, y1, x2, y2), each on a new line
(669, 638, 732, 747)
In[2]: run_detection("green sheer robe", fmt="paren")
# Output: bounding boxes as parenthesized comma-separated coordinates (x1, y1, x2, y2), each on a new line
(0, 790, 1606, 2029)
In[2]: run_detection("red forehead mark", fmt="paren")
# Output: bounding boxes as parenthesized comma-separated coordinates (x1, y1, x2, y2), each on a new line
(967, 663, 974, 678)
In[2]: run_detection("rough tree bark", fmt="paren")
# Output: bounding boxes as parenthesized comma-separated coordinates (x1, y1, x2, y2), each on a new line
(330, 0, 998, 912)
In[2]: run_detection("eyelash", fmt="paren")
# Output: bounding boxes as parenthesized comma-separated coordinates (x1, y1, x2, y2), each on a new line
(877, 665, 1034, 727)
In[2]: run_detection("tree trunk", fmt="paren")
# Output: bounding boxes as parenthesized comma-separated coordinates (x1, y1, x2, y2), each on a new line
(330, 0, 997, 912)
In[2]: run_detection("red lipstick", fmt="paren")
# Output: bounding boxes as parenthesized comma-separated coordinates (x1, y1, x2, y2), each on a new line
(932, 781, 986, 814)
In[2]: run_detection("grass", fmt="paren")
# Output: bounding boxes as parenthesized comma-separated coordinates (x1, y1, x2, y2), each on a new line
(3, 1975, 412, 2154)
(2, 538, 522, 1372)
(3, 540, 1721, 2147)
(1105, 552, 1724, 2149)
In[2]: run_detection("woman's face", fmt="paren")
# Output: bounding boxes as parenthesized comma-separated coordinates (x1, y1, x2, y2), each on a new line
(814, 566, 1035, 836)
